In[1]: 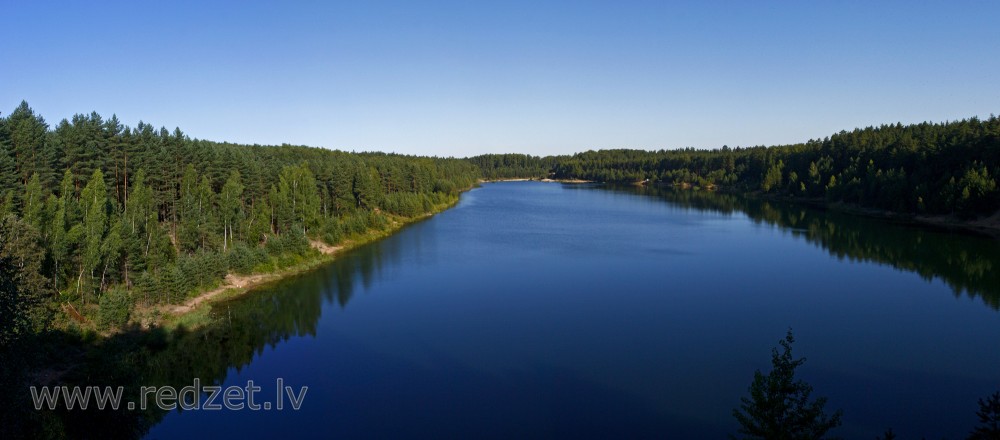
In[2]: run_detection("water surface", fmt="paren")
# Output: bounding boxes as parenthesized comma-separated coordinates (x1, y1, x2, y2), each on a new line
(145, 181, 1000, 438)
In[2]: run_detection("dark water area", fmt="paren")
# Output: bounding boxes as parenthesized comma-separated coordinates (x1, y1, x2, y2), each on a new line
(125, 181, 1000, 438)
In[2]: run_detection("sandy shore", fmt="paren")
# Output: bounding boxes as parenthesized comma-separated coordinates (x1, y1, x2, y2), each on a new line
(478, 178, 594, 183)
(160, 240, 344, 316)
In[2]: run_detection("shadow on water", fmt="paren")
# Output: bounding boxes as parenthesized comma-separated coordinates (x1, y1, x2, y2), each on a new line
(2, 244, 393, 439)
(6, 238, 718, 438)
(5, 184, 1000, 438)
(597, 184, 1000, 310)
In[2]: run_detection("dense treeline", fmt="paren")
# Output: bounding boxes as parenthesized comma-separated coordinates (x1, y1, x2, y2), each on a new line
(0, 101, 478, 335)
(471, 117, 1000, 218)
(465, 153, 554, 180)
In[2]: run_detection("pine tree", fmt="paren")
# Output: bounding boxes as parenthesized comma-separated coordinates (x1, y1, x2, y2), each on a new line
(6, 101, 49, 185)
(732, 329, 842, 439)
(0, 130, 18, 194)
(969, 391, 1000, 440)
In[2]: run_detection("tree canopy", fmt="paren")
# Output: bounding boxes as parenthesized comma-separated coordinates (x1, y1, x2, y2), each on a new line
(0, 101, 479, 333)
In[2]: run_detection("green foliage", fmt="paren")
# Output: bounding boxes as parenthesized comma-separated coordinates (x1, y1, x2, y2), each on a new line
(226, 243, 267, 274)
(219, 170, 244, 251)
(22, 173, 45, 228)
(534, 116, 1000, 217)
(0, 101, 480, 328)
(762, 161, 784, 193)
(6, 101, 51, 186)
(0, 255, 30, 348)
(732, 329, 842, 439)
(97, 287, 130, 329)
(955, 164, 997, 217)
(276, 163, 320, 234)
(0, 214, 50, 331)
(79, 169, 109, 301)
(467, 153, 552, 179)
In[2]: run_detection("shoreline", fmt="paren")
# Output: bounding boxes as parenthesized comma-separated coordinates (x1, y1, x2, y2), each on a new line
(477, 177, 594, 184)
(130, 196, 465, 333)
(108, 178, 1000, 333)
(646, 181, 1000, 238)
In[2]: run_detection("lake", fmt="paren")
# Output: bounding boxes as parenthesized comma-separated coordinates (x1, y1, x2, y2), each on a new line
(144, 181, 1000, 439)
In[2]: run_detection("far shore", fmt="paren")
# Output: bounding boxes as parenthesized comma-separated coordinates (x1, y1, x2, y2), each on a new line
(644, 180, 1000, 238)
(477, 177, 594, 183)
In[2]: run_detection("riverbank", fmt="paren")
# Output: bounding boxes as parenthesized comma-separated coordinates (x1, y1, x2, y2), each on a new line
(125, 195, 465, 333)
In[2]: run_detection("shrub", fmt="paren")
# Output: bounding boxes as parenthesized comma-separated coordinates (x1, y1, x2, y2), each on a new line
(98, 287, 131, 329)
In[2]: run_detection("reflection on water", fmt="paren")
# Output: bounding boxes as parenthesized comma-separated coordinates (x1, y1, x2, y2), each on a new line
(19, 184, 1000, 439)
(610, 185, 1000, 309)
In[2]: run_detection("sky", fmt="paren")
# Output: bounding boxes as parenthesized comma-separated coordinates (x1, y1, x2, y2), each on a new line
(2, 0, 998, 157)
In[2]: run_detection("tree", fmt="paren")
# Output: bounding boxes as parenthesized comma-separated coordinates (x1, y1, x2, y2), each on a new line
(732, 329, 842, 439)
(762, 161, 784, 193)
(178, 164, 200, 251)
(22, 173, 45, 231)
(352, 165, 382, 210)
(0, 137, 17, 194)
(48, 170, 77, 293)
(0, 215, 49, 332)
(123, 169, 159, 286)
(0, 255, 28, 349)
(277, 163, 320, 234)
(79, 169, 109, 301)
(969, 391, 1000, 440)
(219, 170, 244, 251)
(6, 101, 50, 185)
(194, 175, 218, 250)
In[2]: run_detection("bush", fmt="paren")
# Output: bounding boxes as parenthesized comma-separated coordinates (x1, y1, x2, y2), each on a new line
(98, 287, 131, 329)
(228, 244, 266, 274)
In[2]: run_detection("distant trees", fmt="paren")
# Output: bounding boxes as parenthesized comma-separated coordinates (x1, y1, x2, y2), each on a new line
(466, 153, 554, 180)
(510, 116, 1000, 218)
(732, 329, 842, 439)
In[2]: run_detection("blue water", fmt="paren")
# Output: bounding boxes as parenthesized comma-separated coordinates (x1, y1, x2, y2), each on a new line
(146, 181, 1000, 439)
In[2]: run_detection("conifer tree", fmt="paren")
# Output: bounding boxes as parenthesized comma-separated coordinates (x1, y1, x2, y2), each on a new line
(732, 330, 842, 439)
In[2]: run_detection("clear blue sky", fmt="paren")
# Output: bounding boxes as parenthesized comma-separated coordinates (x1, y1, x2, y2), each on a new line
(2, 0, 998, 157)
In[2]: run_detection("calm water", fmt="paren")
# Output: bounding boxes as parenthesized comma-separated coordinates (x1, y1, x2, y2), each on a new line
(142, 181, 1000, 439)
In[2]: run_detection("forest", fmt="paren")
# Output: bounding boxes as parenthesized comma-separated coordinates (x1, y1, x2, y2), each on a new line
(4, 102, 998, 342)
(0, 101, 479, 340)
(2, 102, 1000, 439)
(470, 116, 1000, 218)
